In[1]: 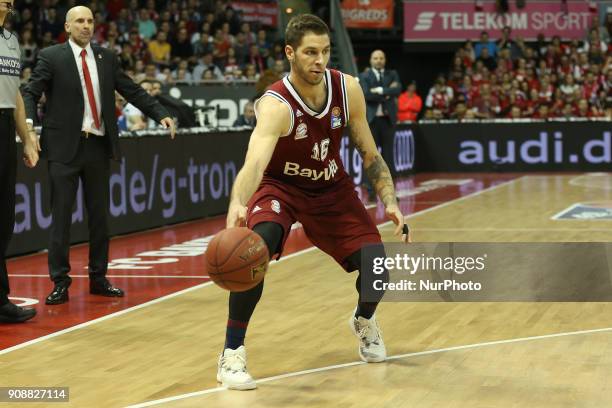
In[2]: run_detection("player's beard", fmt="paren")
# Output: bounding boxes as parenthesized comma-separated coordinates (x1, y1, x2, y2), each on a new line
(292, 58, 325, 86)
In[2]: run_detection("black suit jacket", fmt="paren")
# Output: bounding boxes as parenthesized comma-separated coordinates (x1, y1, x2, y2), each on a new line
(23, 42, 169, 163)
(359, 68, 401, 124)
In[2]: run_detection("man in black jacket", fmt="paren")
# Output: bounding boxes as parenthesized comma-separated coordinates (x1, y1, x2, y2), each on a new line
(23, 6, 175, 305)
(359, 50, 401, 200)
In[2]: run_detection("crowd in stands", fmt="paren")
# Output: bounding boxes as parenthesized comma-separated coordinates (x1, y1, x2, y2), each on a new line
(7, 1, 611, 122)
(416, 19, 612, 121)
(10, 0, 288, 87)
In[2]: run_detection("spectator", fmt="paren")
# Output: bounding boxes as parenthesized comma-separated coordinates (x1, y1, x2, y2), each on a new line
(560, 74, 580, 97)
(19, 28, 38, 68)
(534, 32, 548, 57)
(223, 6, 241, 35)
(224, 56, 240, 79)
(193, 52, 224, 81)
(171, 27, 194, 64)
(93, 10, 109, 44)
(244, 63, 259, 81)
(145, 79, 197, 127)
(397, 81, 422, 122)
(497, 26, 519, 59)
(172, 60, 193, 83)
(474, 31, 498, 58)
(193, 32, 213, 57)
(233, 101, 256, 127)
(115, 8, 131, 34)
(450, 55, 465, 75)
(139, 63, 167, 83)
(20, 66, 32, 86)
(533, 104, 550, 119)
(148, 31, 172, 67)
(40, 8, 63, 39)
(213, 27, 232, 61)
(462, 40, 476, 67)
(576, 98, 597, 118)
(40, 31, 55, 48)
(119, 43, 136, 71)
(602, 13, 612, 44)
(271, 59, 288, 78)
(247, 44, 266, 74)
(122, 94, 148, 130)
(240, 21, 256, 44)
(256, 28, 270, 52)
(496, 48, 513, 73)
(126, 0, 140, 21)
(145, 0, 160, 21)
(138, 8, 156, 40)
(509, 105, 522, 119)
(538, 74, 555, 103)
(449, 101, 468, 120)
(470, 83, 500, 119)
(535, 59, 550, 78)
(233, 32, 251, 64)
(457, 75, 478, 104)
(477, 47, 497, 71)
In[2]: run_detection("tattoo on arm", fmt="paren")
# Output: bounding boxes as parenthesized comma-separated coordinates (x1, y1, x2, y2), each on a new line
(349, 116, 397, 207)
(365, 156, 397, 207)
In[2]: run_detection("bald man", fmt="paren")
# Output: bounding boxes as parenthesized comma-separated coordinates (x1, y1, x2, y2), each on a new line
(23, 6, 175, 305)
(359, 50, 401, 201)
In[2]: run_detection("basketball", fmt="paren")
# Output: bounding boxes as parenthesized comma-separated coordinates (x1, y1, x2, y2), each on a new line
(205, 227, 270, 292)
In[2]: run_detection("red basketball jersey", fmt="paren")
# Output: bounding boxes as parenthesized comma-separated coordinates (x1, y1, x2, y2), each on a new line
(255, 69, 351, 191)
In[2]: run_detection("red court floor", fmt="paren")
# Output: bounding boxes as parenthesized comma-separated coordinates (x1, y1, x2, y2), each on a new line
(0, 173, 518, 350)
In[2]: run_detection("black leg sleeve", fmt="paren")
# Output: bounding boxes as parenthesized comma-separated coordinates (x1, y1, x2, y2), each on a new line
(227, 222, 284, 322)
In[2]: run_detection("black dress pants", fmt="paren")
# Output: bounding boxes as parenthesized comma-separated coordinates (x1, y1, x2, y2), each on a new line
(0, 109, 16, 305)
(364, 116, 395, 195)
(48, 135, 110, 286)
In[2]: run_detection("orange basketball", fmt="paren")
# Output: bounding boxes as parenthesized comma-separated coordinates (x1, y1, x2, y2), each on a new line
(205, 227, 269, 292)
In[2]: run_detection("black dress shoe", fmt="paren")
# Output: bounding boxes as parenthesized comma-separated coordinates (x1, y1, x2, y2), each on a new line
(0, 302, 36, 323)
(90, 281, 124, 297)
(46, 285, 69, 305)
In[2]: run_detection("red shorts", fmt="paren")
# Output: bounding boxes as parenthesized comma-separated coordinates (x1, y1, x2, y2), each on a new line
(246, 178, 381, 271)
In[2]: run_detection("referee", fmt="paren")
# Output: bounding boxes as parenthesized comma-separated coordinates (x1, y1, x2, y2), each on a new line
(0, 0, 39, 323)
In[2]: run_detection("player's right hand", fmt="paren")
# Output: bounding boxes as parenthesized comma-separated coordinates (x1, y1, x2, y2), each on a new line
(226, 202, 247, 228)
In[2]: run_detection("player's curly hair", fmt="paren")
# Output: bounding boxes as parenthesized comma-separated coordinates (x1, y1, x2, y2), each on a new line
(285, 14, 330, 50)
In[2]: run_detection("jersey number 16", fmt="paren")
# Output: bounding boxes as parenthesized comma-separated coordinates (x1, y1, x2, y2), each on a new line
(311, 138, 330, 162)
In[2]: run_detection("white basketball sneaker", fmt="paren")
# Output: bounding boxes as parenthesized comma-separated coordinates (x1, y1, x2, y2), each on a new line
(349, 310, 387, 363)
(217, 345, 257, 390)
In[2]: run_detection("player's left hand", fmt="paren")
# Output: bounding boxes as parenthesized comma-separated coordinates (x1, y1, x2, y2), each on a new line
(385, 204, 411, 243)
(160, 117, 176, 139)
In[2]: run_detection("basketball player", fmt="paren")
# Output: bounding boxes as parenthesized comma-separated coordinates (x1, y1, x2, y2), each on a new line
(219, 14, 410, 390)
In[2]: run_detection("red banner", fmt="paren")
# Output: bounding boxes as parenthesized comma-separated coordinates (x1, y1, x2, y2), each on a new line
(231, 2, 278, 27)
(341, 0, 394, 29)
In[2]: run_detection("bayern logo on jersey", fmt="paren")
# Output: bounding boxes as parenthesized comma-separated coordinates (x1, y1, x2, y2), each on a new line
(295, 122, 308, 140)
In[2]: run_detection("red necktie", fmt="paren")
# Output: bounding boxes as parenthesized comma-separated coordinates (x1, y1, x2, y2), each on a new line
(80, 49, 101, 129)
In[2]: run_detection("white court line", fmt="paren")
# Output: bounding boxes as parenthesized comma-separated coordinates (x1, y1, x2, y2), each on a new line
(126, 326, 612, 408)
(550, 203, 582, 220)
(0, 177, 520, 356)
(396, 176, 525, 221)
(569, 173, 612, 190)
(8, 274, 210, 279)
(0, 247, 318, 357)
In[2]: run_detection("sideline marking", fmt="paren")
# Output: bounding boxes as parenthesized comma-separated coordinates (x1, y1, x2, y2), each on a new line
(126, 326, 612, 407)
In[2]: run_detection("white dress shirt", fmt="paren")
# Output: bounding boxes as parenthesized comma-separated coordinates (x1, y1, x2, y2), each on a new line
(372, 68, 385, 117)
(68, 39, 105, 136)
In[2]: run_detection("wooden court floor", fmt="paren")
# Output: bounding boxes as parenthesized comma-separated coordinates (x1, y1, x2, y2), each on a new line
(2, 174, 612, 407)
